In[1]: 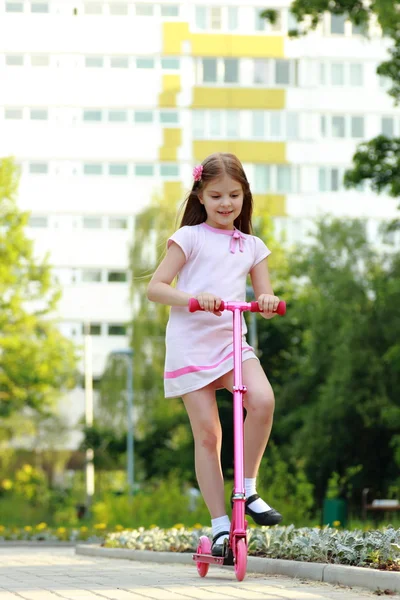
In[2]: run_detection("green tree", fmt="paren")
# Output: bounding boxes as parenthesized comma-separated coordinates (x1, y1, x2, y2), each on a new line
(272, 218, 400, 503)
(0, 157, 77, 438)
(262, 2, 400, 213)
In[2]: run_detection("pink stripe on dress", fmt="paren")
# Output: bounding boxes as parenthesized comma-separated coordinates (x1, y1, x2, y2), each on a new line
(164, 347, 253, 379)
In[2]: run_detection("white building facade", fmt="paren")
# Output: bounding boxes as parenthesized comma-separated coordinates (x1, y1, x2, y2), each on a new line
(0, 0, 399, 445)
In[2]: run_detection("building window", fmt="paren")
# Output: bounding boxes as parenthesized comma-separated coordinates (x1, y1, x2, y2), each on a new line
(84, 163, 103, 175)
(5, 108, 23, 119)
(135, 4, 153, 16)
(83, 217, 102, 228)
(28, 216, 48, 227)
(160, 111, 179, 124)
(109, 217, 128, 229)
(210, 7, 222, 30)
(160, 164, 179, 177)
(318, 168, 327, 192)
(161, 57, 180, 70)
(84, 2, 102, 14)
(382, 117, 394, 137)
(202, 58, 217, 83)
(320, 115, 327, 136)
(254, 60, 268, 84)
(255, 8, 265, 31)
(30, 108, 48, 120)
(134, 111, 153, 123)
(6, 54, 24, 66)
(270, 113, 282, 137)
(330, 14, 346, 34)
(224, 59, 238, 83)
(287, 113, 298, 139)
(195, 6, 207, 29)
(85, 56, 104, 68)
(6, 2, 24, 12)
(31, 54, 49, 67)
(161, 5, 179, 17)
(83, 109, 102, 121)
(31, 2, 49, 13)
(108, 271, 127, 282)
(109, 164, 128, 176)
(350, 64, 363, 86)
(29, 162, 48, 174)
(108, 324, 127, 335)
(108, 110, 128, 122)
(226, 111, 239, 137)
(351, 116, 364, 138)
(135, 164, 154, 176)
(254, 165, 270, 193)
(332, 116, 345, 138)
(331, 63, 345, 85)
(253, 112, 265, 138)
(110, 3, 128, 15)
(111, 56, 129, 68)
(82, 270, 102, 282)
(89, 324, 102, 335)
(275, 60, 290, 85)
(210, 111, 222, 136)
(228, 6, 238, 30)
(136, 58, 155, 69)
(193, 111, 206, 137)
(277, 166, 292, 193)
(319, 168, 341, 191)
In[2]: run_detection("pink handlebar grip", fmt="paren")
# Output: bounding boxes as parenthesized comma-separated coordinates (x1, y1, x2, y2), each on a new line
(188, 298, 225, 312)
(251, 300, 286, 315)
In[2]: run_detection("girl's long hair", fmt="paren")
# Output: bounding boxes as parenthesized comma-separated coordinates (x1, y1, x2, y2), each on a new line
(178, 153, 254, 234)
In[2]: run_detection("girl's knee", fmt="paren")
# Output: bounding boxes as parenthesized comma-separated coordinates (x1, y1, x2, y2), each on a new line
(245, 388, 275, 423)
(195, 422, 222, 452)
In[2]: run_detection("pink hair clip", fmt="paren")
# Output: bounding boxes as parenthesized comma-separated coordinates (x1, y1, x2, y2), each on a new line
(192, 164, 203, 182)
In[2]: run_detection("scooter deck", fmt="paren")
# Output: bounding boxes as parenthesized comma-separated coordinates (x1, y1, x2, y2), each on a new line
(192, 548, 235, 567)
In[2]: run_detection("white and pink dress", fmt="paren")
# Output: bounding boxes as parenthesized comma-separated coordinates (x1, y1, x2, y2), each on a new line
(164, 222, 271, 398)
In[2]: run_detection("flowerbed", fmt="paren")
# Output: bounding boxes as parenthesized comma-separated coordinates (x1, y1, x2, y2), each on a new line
(104, 524, 400, 571)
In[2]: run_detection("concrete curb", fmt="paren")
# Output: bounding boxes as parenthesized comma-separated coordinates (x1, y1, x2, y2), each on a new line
(76, 544, 400, 593)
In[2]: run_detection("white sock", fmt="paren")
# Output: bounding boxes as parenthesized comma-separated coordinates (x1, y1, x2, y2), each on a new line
(245, 478, 272, 513)
(211, 515, 230, 543)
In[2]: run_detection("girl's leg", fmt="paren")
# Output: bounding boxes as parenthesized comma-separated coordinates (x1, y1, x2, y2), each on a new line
(182, 384, 226, 519)
(220, 358, 275, 478)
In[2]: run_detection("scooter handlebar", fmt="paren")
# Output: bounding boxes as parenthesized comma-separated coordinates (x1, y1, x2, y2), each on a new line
(188, 298, 286, 316)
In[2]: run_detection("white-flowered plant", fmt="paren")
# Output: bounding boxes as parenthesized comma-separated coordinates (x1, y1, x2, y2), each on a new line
(105, 525, 400, 570)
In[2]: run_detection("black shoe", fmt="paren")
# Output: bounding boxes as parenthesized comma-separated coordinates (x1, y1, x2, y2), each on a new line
(230, 491, 283, 526)
(245, 494, 283, 526)
(211, 530, 230, 557)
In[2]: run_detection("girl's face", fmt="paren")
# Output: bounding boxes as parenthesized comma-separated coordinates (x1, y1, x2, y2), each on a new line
(199, 173, 244, 230)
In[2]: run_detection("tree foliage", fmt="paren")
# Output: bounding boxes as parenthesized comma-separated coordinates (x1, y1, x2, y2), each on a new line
(0, 157, 78, 438)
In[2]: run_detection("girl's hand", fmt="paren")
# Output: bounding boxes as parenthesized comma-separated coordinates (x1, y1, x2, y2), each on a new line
(196, 293, 222, 316)
(258, 294, 280, 319)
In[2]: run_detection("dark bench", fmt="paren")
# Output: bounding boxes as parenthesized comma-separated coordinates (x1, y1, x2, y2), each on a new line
(362, 488, 400, 520)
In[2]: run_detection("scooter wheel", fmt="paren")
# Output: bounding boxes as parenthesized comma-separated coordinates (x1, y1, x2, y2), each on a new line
(234, 538, 247, 581)
(196, 535, 211, 577)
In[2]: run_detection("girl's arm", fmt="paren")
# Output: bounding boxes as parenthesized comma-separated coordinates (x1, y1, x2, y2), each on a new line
(250, 257, 280, 319)
(147, 242, 192, 306)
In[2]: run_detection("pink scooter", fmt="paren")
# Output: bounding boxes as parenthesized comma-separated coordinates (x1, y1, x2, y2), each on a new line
(188, 297, 286, 581)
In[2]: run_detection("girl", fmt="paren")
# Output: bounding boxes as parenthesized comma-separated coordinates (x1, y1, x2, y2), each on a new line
(147, 153, 282, 557)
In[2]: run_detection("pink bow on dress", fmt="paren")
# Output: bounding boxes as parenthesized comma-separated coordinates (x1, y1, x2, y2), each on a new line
(230, 229, 246, 254)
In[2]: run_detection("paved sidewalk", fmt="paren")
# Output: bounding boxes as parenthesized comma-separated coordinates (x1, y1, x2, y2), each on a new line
(0, 547, 397, 600)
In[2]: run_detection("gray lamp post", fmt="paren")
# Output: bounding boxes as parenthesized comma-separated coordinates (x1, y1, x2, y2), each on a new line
(109, 349, 134, 497)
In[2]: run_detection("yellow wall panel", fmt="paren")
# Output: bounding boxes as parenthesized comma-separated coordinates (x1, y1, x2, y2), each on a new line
(163, 23, 284, 58)
(159, 74, 181, 107)
(159, 128, 182, 161)
(163, 181, 183, 204)
(192, 87, 285, 109)
(191, 34, 284, 58)
(253, 194, 286, 217)
(193, 141, 287, 164)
